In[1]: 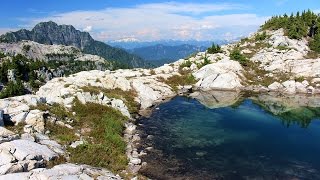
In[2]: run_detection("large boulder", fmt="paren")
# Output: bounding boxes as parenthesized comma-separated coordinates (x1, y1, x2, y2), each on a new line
(268, 82, 283, 91)
(0, 127, 19, 143)
(25, 110, 45, 133)
(0, 140, 58, 161)
(193, 59, 244, 90)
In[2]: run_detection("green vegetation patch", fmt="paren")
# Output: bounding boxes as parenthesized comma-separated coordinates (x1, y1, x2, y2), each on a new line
(46, 122, 77, 145)
(81, 86, 139, 114)
(69, 99, 128, 171)
(158, 70, 197, 92)
(309, 33, 320, 54)
(255, 31, 268, 41)
(34, 99, 129, 172)
(180, 60, 192, 69)
(0, 80, 25, 98)
(261, 10, 319, 40)
(207, 43, 223, 54)
(230, 49, 248, 66)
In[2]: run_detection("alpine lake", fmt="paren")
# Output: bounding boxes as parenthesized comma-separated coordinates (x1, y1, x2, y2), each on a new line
(137, 91, 320, 180)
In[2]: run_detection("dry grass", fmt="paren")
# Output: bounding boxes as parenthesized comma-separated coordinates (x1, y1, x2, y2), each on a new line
(305, 51, 319, 59)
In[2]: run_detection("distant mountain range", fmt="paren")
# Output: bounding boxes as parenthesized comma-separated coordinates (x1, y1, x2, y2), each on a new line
(0, 21, 151, 68)
(128, 44, 207, 66)
(107, 39, 230, 50)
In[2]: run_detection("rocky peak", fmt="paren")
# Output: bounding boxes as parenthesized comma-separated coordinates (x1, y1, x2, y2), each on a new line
(0, 21, 94, 50)
(0, 22, 150, 68)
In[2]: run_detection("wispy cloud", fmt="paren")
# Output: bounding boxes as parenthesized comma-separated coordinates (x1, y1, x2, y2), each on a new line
(314, 9, 320, 14)
(275, 0, 289, 6)
(20, 2, 267, 41)
(0, 28, 18, 35)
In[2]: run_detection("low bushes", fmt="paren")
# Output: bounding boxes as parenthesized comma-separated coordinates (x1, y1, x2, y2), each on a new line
(229, 49, 248, 66)
(207, 43, 223, 54)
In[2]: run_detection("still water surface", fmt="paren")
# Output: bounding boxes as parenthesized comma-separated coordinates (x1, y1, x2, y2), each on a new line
(138, 93, 320, 180)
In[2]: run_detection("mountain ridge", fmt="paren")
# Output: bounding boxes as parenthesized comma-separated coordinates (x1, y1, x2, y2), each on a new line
(129, 44, 207, 66)
(0, 21, 151, 68)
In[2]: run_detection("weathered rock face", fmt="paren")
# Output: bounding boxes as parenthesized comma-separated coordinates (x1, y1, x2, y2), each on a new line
(0, 95, 45, 126)
(37, 69, 174, 111)
(0, 40, 107, 63)
(0, 163, 122, 179)
(268, 80, 314, 94)
(193, 59, 244, 90)
(0, 21, 93, 50)
(0, 139, 59, 175)
(250, 29, 320, 78)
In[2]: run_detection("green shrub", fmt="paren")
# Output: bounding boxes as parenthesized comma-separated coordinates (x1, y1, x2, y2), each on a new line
(230, 49, 248, 66)
(196, 55, 211, 69)
(255, 31, 267, 41)
(149, 69, 156, 75)
(310, 33, 320, 53)
(23, 45, 31, 52)
(0, 80, 25, 98)
(276, 45, 290, 51)
(207, 43, 223, 54)
(294, 76, 305, 82)
(159, 71, 197, 92)
(0, 52, 5, 58)
(180, 60, 192, 68)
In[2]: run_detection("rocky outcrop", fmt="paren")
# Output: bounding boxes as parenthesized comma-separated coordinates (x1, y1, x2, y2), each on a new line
(250, 29, 320, 78)
(37, 69, 174, 111)
(267, 80, 316, 94)
(193, 58, 244, 90)
(0, 40, 107, 63)
(0, 95, 45, 128)
(0, 163, 121, 179)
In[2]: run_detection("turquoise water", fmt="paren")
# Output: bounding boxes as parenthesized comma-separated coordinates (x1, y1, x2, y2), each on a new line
(138, 94, 320, 180)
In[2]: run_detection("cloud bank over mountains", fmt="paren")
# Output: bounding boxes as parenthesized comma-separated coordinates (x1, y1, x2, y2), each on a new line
(22, 2, 267, 41)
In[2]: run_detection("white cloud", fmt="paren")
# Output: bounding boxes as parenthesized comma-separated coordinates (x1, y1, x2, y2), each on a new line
(83, 26, 92, 32)
(23, 2, 267, 41)
(314, 9, 320, 14)
(0, 28, 18, 35)
(275, 0, 289, 6)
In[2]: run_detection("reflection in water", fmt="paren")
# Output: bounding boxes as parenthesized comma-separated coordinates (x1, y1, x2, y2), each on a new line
(138, 92, 320, 180)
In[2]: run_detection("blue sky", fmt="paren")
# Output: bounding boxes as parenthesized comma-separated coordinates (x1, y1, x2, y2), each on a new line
(0, 0, 319, 41)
